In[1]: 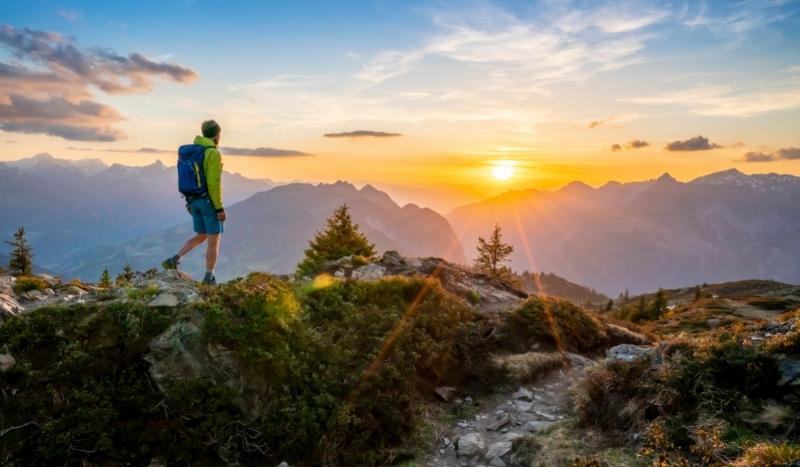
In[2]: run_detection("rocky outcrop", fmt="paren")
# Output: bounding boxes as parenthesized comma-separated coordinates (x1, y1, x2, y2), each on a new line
(320, 251, 529, 313)
(0, 276, 24, 319)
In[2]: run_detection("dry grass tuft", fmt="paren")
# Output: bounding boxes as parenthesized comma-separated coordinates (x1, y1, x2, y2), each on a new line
(493, 351, 564, 382)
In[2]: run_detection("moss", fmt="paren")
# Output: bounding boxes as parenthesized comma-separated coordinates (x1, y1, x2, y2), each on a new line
(126, 285, 161, 301)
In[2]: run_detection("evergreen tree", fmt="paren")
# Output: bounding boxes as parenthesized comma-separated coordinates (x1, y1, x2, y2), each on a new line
(624, 289, 630, 300)
(638, 295, 646, 315)
(694, 285, 702, 301)
(99, 269, 112, 288)
(653, 288, 668, 320)
(116, 263, 135, 286)
(606, 299, 614, 311)
(5, 226, 33, 276)
(296, 204, 376, 277)
(474, 223, 515, 282)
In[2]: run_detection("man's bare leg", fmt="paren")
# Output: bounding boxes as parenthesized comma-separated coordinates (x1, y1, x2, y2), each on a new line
(178, 233, 207, 257)
(205, 234, 220, 272)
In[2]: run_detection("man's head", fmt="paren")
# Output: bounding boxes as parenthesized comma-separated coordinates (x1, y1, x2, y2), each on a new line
(201, 119, 221, 145)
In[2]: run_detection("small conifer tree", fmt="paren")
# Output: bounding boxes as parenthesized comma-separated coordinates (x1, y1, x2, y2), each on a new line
(5, 226, 33, 276)
(694, 285, 702, 301)
(115, 263, 135, 286)
(606, 299, 614, 311)
(653, 288, 668, 320)
(99, 269, 112, 288)
(296, 204, 376, 277)
(474, 223, 515, 282)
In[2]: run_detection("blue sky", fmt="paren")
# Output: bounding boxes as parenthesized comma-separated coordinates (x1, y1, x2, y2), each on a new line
(2, 0, 800, 206)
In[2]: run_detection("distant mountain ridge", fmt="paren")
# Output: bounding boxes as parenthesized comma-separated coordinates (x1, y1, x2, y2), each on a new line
(448, 169, 800, 295)
(0, 153, 276, 269)
(58, 181, 467, 280)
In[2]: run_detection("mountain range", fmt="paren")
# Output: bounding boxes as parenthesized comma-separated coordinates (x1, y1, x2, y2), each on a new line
(58, 181, 466, 280)
(0, 153, 275, 267)
(447, 169, 800, 295)
(2, 153, 798, 294)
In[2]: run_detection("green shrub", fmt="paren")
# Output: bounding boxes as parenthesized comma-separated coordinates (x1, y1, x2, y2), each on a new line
(504, 295, 608, 352)
(733, 442, 800, 466)
(12, 275, 47, 294)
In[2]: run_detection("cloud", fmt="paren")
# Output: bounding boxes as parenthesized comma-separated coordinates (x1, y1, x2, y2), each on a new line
(742, 151, 776, 162)
(324, 130, 402, 138)
(57, 9, 81, 22)
(611, 143, 622, 152)
(625, 82, 800, 117)
(742, 147, 800, 162)
(0, 94, 123, 142)
(588, 120, 606, 129)
(221, 146, 309, 157)
(627, 139, 649, 149)
(0, 25, 196, 141)
(665, 135, 720, 151)
(776, 147, 800, 160)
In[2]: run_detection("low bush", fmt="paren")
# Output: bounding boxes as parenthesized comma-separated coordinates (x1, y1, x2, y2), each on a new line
(575, 332, 797, 464)
(12, 275, 47, 294)
(504, 295, 608, 353)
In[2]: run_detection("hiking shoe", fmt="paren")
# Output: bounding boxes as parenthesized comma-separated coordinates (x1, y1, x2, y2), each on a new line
(161, 255, 180, 270)
(202, 272, 216, 285)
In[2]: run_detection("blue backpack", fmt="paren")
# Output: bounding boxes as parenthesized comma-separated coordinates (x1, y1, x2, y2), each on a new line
(177, 144, 208, 198)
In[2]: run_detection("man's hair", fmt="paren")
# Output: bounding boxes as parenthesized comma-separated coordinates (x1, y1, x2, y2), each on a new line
(201, 119, 221, 138)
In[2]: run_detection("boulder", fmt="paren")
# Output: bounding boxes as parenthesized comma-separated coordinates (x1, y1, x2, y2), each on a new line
(512, 387, 533, 401)
(485, 440, 512, 459)
(144, 314, 240, 392)
(352, 263, 386, 280)
(0, 353, 16, 372)
(149, 293, 180, 308)
(434, 386, 457, 402)
(525, 420, 554, 432)
(606, 344, 654, 362)
(486, 413, 510, 431)
(0, 276, 24, 319)
(457, 432, 484, 457)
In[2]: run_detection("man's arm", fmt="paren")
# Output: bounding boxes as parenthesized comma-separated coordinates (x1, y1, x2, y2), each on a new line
(204, 148, 224, 213)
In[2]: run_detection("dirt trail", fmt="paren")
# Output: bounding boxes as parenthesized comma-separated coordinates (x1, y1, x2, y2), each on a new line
(423, 353, 594, 467)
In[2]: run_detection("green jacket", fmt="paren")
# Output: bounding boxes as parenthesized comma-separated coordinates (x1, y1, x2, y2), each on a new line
(194, 135, 224, 212)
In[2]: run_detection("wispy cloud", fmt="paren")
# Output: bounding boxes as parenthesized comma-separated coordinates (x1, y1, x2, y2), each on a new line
(324, 130, 402, 138)
(742, 147, 800, 162)
(0, 25, 196, 141)
(627, 83, 800, 117)
(627, 139, 650, 149)
(665, 135, 720, 151)
(221, 146, 310, 157)
(57, 9, 81, 22)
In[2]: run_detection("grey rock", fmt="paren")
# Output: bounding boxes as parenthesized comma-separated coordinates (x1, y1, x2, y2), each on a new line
(149, 292, 180, 307)
(706, 318, 721, 328)
(514, 400, 533, 412)
(486, 413, 510, 431)
(485, 440, 512, 459)
(512, 387, 533, 401)
(145, 314, 240, 392)
(457, 432, 484, 457)
(778, 358, 800, 386)
(435, 386, 457, 402)
(277, 462, 289, 467)
(606, 344, 654, 362)
(148, 457, 166, 467)
(43, 288, 55, 296)
(489, 456, 507, 467)
(0, 353, 16, 372)
(352, 263, 386, 280)
(65, 285, 87, 296)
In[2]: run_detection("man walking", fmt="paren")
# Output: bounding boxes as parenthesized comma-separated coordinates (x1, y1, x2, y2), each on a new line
(162, 120, 226, 285)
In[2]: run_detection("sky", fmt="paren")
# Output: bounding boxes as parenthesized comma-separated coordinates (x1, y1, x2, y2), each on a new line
(1, 0, 799, 210)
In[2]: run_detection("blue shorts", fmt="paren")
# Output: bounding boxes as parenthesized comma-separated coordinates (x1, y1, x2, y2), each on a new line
(189, 197, 224, 235)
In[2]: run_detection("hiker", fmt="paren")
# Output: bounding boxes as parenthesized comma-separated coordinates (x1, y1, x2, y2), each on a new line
(162, 120, 226, 285)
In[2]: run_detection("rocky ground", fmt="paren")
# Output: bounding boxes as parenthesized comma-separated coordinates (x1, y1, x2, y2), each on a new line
(424, 352, 594, 467)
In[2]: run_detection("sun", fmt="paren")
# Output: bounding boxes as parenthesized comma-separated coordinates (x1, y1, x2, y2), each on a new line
(491, 161, 515, 181)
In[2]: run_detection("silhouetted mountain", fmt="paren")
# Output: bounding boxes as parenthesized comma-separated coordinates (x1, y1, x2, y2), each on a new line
(517, 271, 609, 306)
(0, 154, 276, 268)
(448, 169, 800, 295)
(58, 181, 466, 280)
